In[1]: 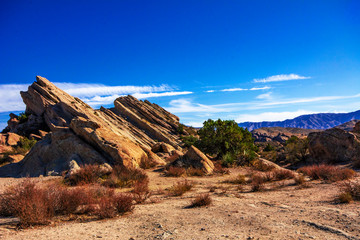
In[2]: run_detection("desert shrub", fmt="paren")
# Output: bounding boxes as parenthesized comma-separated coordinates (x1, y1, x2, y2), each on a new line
(168, 180, 193, 196)
(284, 136, 309, 163)
(186, 167, 205, 176)
(95, 192, 134, 219)
(338, 181, 360, 202)
(338, 192, 353, 203)
(223, 174, 246, 184)
(197, 119, 256, 162)
(66, 165, 107, 185)
(298, 164, 355, 182)
(187, 194, 212, 208)
(264, 143, 275, 152)
(132, 179, 151, 204)
(181, 135, 198, 148)
(0, 180, 135, 227)
(272, 169, 296, 181)
(164, 166, 186, 177)
(221, 152, 235, 167)
(294, 175, 306, 185)
(250, 174, 266, 192)
(0, 180, 53, 227)
(102, 165, 148, 188)
(213, 162, 230, 175)
(18, 112, 29, 124)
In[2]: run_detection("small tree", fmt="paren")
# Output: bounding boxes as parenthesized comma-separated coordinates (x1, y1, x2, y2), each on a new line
(284, 136, 309, 162)
(197, 119, 256, 162)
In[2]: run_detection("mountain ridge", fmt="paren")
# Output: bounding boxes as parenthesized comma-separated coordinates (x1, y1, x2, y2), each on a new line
(238, 110, 360, 131)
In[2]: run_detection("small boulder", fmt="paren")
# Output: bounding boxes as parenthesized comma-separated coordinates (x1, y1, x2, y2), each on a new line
(170, 146, 214, 174)
(166, 150, 184, 162)
(151, 142, 175, 154)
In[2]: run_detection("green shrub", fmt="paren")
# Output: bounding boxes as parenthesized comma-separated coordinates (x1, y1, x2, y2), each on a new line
(18, 112, 29, 124)
(181, 135, 198, 148)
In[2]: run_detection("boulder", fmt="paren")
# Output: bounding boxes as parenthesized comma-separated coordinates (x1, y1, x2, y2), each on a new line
(166, 150, 184, 162)
(151, 142, 176, 154)
(308, 128, 360, 163)
(170, 146, 214, 174)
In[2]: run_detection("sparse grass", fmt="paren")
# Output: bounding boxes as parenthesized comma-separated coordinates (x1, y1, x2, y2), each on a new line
(213, 163, 230, 175)
(338, 181, 360, 203)
(102, 165, 148, 188)
(272, 169, 296, 181)
(186, 167, 205, 176)
(298, 164, 355, 182)
(250, 174, 266, 192)
(132, 179, 151, 204)
(223, 174, 246, 184)
(66, 165, 107, 185)
(252, 160, 275, 172)
(164, 166, 186, 177)
(0, 179, 135, 227)
(294, 175, 306, 185)
(187, 194, 212, 208)
(168, 180, 193, 196)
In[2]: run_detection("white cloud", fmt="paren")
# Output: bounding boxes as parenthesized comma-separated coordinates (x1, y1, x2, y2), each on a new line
(256, 92, 272, 100)
(205, 90, 215, 93)
(0, 84, 28, 112)
(166, 99, 225, 113)
(54, 82, 173, 98)
(0, 82, 192, 112)
(221, 88, 248, 92)
(183, 121, 203, 128)
(132, 91, 193, 99)
(235, 110, 315, 123)
(250, 86, 271, 91)
(253, 74, 310, 83)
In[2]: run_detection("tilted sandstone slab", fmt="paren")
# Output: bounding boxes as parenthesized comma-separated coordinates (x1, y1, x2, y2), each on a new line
(0, 76, 191, 177)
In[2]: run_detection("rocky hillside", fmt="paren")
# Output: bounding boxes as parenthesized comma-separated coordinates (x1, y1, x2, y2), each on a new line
(251, 127, 322, 143)
(0, 76, 191, 177)
(239, 110, 360, 131)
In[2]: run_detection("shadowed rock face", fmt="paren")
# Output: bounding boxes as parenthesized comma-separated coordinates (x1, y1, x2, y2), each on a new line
(0, 76, 189, 177)
(308, 125, 360, 164)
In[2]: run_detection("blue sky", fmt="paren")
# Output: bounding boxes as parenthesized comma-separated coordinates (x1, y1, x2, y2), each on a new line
(1, 0, 360, 130)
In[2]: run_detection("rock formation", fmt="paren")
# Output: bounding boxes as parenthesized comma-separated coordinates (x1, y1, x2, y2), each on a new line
(170, 146, 214, 174)
(308, 126, 360, 164)
(0, 76, 194, 177)
(251, 127, 322, 143)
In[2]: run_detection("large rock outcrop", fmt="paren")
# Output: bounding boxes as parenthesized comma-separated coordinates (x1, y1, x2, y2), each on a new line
(251, 127, 322, 143)
(308, 126, 360, 164)
(0, 76, 192, 177)
(170, 146, 214, 174)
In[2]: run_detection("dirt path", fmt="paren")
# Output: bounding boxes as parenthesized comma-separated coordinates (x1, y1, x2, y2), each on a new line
(0, 169, 359, 240)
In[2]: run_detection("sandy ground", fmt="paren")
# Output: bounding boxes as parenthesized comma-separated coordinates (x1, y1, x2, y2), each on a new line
(0, 169, 359, 240)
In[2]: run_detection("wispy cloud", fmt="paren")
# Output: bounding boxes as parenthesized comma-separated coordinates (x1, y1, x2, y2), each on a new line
(132, 91, 193, 99)
(0, 82, 192, 112)
(217, 86, 271, 92)
(253, 74, 310, 83)
(256, 92, 272, 100)
(205, 90, 215, 93)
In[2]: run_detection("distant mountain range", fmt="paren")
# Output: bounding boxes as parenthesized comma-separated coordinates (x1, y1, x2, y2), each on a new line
(238, 110, 360, 131)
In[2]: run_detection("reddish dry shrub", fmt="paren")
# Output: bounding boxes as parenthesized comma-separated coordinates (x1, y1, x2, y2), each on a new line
(187, 194, 212, 208)
(338, 181, 360, 202)
(294, 175, 306, 185)
(95, 192, 134, 219)
(223, 174, 246, 184)
(272, 169, 296, 181)
(102, 165, 148, 188)
(132, 179, 151, 204)
(0, 180, 53, 227)
(66, 164, 107, 186)
(298, 164, 355, 182)
(164, 166, 186, 177)
(250, 174, 266, 192)
(213, 163, 230, 175)
(168, 180, 193, 196)
(186, 167, 205, 176)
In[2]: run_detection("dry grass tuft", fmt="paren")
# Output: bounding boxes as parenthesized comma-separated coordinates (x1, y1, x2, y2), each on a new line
(187, 194, 212, 208)
(164, 166, 186, 177)
(223, 174, 246, 184)
(298, 164, 355, 182)
(168, 180, 194, 196)
(186, 167, 206, 176)
(338, 181, 360, 203)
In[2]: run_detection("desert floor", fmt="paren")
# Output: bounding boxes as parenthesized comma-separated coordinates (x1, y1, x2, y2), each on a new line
(0, 168, 359, 240)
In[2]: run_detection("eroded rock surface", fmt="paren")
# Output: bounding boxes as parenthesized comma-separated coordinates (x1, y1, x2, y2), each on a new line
(0, 76, 192, 177)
